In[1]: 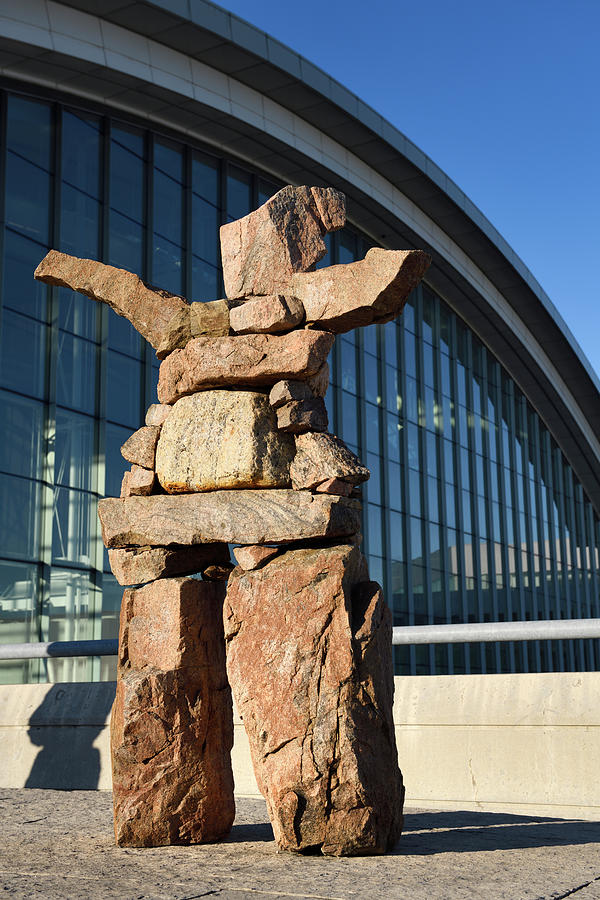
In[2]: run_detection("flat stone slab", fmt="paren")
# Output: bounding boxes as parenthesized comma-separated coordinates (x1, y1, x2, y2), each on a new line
(98, 490, 361, 548)
(157, 330, 334, 404)
(3, 791, 600, 900)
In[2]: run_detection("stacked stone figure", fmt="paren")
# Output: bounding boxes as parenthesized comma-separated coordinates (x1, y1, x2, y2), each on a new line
(34, 185, 430, 856)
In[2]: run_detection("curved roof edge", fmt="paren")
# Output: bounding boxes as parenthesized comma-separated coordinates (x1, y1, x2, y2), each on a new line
(56, 0, 599, 398)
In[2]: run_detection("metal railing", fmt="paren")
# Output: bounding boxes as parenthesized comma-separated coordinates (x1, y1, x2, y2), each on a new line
(1, 620, 600, 659)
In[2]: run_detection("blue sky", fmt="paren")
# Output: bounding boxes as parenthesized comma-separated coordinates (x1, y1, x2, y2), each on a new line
(221, 1, 600, 376)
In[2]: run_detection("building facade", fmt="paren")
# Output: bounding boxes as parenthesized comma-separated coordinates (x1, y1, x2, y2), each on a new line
(1, 0, 599, 685)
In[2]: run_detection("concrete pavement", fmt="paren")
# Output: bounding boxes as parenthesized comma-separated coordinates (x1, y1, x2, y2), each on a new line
(1, 790, 599, 899)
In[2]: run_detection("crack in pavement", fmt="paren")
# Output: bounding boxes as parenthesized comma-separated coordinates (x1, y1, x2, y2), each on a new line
(537, 874, 600, 899)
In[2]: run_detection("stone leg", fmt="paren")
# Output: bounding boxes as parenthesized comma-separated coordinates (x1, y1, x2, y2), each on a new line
(223, 544, 404, 856)
(111, 577, 235, 847)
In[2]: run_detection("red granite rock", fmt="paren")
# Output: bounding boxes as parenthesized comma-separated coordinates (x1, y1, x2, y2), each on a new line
(232, 545, 279, 570)
(220, 185, 345, 299)
(120, 426, 160, 469)
(127, 465, 155, 496)
(34, 250, 188, 351)
(314, 478, 353, 496)
(108, 543, 230, 586)
(145, 403, 172, 427)
(111, 577, 235, 847)
(290, 432, 370, 491)
(269, 379, 314, 409)
(156, 300, 233, 358)
(223, 544, 404, 856)
(229, 295, 304, 335)
(276, 398, 328, 434)
(306, 362, 330, 398)
(291, 248, 431, 333)
(157, 330, 334, 404)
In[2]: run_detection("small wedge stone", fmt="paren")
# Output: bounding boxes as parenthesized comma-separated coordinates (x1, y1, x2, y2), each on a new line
(230, 294, 304, 335)
(145, 403, 172, 427)
(276, 398, 328, 434)
(315, 478, 353, 496)
(291, 432, 370, 490)
(120, 471, 131, 498)
(128, 465, 155, 496)
(233, 545, 279, 570)
(306, 361, 329, 398)
(120, 426, 160, 469)
(269, 379, 314, 409)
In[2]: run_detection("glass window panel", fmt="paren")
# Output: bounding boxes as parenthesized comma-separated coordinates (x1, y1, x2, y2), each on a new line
(442, 395, 453, 439)
(423, 341, 434, 388)
(3, 229, 48, 320)
(54, 409, 95, 491)
(444, 439, 456, 483)
(363, 324, 378, 356)
(191, 194, 219, 267)
(152, 235, 183, 295)
(386, 364, 400, 413)
(365, 403, 380, 454)
(384, 322, 398, 368)
(0, 560, 39, 684)
(316, 232, 332, 269)
(5, 152, 51, 244)
(366, 452, 382, 505)
(409, 472, 421, 518)
(426, 431, 438, 479)
(447, 529, 459, 574)
(340, 390, 358, 447)
(0, 473, 40, 560)
(44, 569, 95, 682)
(403, 297, 415, 333)
(109, 212, 144, 277)
(154, 169, 183, 246)
(403, 329, 416, 378)
(52, 486, 94, 566)
(364, 352, 379, 404)
(106, 351, 142, 429)
(445, 483, 456, 530)
(410, 516, 423, 564)
(387, 460, 402, 512)
(386, 412, 400, 461)
(407, 423, 420, 470)
(58, 287, 98, 341)
(62, 111, 101, 197)
(191, 257, 219, 301)
(258, 178, 279, 205)
(60, 185, 100, 260)
(154, 140, 184, 182)
(428, 476, 440, 523)
(389, 510, 404, 560)
(0, 310, 46, 399)
(7, 96, 52, 169)
(462, 490, 472, 534)
(340, 339, 356, 392)
(0, 391, 43, 479)
(108, 308, 141, 357)
(368, 555, 384, 588)
(405, 376, 418, 423)
(367, 504, 383, 554)
(227, 167, 251, 221)
(56, 333, 97, 415)
(110, 132, 144, 220)
(338, 231, 357, 264)
(105, 422, 133, 499)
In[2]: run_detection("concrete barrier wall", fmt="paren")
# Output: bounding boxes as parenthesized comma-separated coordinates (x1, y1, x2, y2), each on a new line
(1, 673, 598, 820)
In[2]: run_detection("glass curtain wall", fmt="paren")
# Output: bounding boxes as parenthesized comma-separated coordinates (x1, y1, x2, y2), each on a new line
(0, 87, 599, 683)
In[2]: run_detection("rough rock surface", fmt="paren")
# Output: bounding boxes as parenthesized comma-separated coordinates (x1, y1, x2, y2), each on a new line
(291, 432, 370, 491)
(98, 490, 361, 548)
(276, 399, 328, 434)
(108, 544, 230, 586)
(230, 295, 304, 335)
(111, 577, 235, 847)
(269, 379, 314, 409)
(220, 186, 345, 299)
(120, 426, 160, 470)
(156, 300, 232, 358)
(291, 248, 431, 333)
(232, 545, 279, 571)
(155, 391, 294, 493)
(223, 544, 404, 856)
(157, 330, 334, 404)
(145, 403, 172, 427)
(34, 250, 188, 351)
(315, 478, 353, 496)
(307, 362, 330, 399)
(127, 465, 155, 496)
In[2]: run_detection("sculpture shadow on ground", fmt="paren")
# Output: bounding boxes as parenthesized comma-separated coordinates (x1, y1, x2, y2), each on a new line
(25, 683, 114, 790)
(394, 810, 600, 856)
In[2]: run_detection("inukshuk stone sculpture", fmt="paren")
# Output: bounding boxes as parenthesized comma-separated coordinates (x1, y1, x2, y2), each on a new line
(34, 185, 431, 855)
